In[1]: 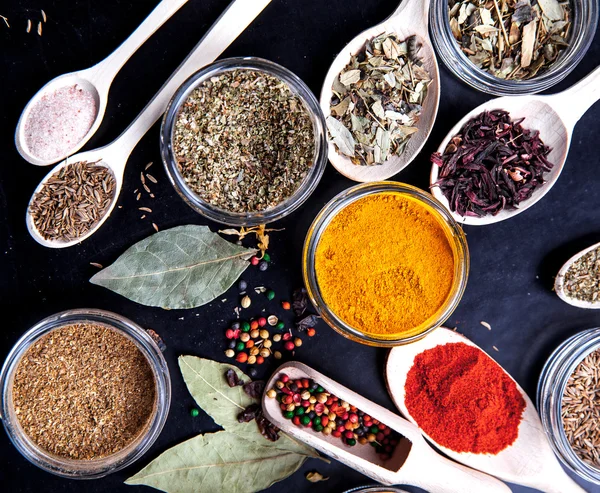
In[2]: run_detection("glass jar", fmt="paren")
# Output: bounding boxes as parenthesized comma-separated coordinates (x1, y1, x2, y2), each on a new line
(303, 182, 469, 347)
(430, 0, 598, 95)
(160, 57, 328, 226)
(537, 328, 600, 484)
(0, 309, 171, 479)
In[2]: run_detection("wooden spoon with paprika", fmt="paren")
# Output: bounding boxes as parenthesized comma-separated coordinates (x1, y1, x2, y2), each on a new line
(385, 327, 585, 493)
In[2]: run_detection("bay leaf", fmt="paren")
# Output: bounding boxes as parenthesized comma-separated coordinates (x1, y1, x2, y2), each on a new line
(339, 69, 361, 86)
(326, 116, 356, 157)
(90, 225, 256, 309)
(179, 356, 320, 458)
(125, 431, 307, 493)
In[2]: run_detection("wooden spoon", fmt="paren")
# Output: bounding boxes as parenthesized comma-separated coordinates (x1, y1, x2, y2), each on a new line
(555, 241, 600, 309)
(25, 0, 272, 248)
(16, 0, 191, 167)
(385, 327, 586, 493)
(263, 361, 510, 492)
(430, 66, 600, 226)
(319, 0, 440, 182)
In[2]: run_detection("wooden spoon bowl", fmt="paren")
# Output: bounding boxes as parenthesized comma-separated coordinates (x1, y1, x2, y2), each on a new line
(320, 0, 440, 182)
(386, 327, 586, 493)
(555, 241, 600, 309)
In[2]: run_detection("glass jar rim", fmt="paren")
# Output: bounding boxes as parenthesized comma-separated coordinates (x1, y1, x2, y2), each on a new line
(302, 181, 470, 347)
(0, 308, 171, 479)
(160, 56, 328, 226)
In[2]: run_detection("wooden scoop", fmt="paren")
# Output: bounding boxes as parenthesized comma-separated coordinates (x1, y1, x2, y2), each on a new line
(385, 327, 585, 493)
(555, 241, 600, 309)
(262, 361, 510, 492)
(319, 0, 440, 182)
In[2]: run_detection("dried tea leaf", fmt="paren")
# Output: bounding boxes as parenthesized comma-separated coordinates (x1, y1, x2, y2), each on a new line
(538, 0, 563, 20)
(305, 471, 330, 482)
(521, 20, 537, 67)
(91, 226, 257, 310)
(371, 100, 385, 120)
(339, 69, 361, 86)
(331, 97, 350, 117)
(326, 116, 356, 157)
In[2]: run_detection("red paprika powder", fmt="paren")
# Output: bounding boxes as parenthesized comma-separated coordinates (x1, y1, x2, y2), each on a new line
(404, 342, 525, 454)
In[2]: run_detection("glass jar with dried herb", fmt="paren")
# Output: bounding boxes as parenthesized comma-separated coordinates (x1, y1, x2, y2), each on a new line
(0, 309, 171, 478)
(430, 0, 598, 94)
(161, 57, 327, 226)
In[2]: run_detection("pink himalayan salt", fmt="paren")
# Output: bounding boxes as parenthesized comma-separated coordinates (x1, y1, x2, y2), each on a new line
(24, 84, 97, 161)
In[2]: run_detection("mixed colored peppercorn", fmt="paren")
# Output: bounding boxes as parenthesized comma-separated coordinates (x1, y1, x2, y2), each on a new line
(267, 375, 401, 460)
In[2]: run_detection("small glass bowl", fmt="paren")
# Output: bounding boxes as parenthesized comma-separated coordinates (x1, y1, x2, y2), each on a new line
(430, 0, 598, 95)
(0, 309, 171, 479)
(161, 57, 328, 226)
(303, 182, 469, 347)
(537, 328, 600, 485)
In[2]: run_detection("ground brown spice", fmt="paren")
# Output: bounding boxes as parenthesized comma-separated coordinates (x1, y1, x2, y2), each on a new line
(12, 323, 156, 460)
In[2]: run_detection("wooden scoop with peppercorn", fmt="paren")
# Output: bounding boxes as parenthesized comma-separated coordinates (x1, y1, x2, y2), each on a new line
(262, 361, 510, 492)
(386, 327, 585, 493)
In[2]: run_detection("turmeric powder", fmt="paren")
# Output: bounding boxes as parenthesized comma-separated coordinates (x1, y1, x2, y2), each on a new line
(315, 192, 455, 338)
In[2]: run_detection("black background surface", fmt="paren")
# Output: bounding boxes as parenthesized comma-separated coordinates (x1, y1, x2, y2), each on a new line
(1, 1, 599, 492)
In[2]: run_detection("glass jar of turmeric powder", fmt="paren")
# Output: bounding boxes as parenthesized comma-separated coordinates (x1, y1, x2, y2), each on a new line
(303, 182, 469, 346)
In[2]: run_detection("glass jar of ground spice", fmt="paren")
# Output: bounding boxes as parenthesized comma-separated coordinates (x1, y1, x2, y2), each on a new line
(161, 57, 327, 226)
(0, 309, 170, 478)
(538, 328, 600, 485)
(303, 182, 469, 346)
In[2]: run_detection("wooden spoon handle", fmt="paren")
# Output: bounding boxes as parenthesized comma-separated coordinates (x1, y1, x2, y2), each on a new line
(549, 65, 600, 130)
(386, 0, 430, 35)
(87, 0, 190, 90)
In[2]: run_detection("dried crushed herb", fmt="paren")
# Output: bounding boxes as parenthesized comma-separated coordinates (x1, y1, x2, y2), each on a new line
(431, 109, 553, 217)
(292, 287, 309, 317)
(296, 314, 321, 332)
(563, 247, 600, 302)
(243, 380, 265, 399)
(305, 471, 329, 482)
(328, 33, 431, 165)
(12, 323, 156, 460)
(174, 69, 315, 213)
(225, 368, 244, 388)
(146, 329, 167, 352)
(30, 160, 115, 241)
(256, 413, 280, 442)
(238, 403, 261, 423)
(562, 349, 600, 467)
(449, 0, 571, 80)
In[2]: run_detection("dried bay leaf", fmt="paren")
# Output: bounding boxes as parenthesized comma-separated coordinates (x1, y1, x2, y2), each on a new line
(339, 69, 361, 86)
(125, 431, 307, 493)
(326, 116, 356, 157)
(90, 225, 256, 309)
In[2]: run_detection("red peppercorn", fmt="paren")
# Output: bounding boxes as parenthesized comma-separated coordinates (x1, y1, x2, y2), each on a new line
(282, 395, 293, 405)
(246, 340, 254, 348)
(378, 423, 386, 430)
(281, 301, 291, 310)
(280, 387, 292, 395)
(236, 352, 248, 363)
(332, 430, 342, 438)
(344, 422, 353, 430)
(284, 341, 295, 351)
(282, 333, 292, 341)
(384, 428, 391, 436)
(326, 397, 334, 406)
(344, 431, 354, 439)
(250, 320, 259, 330)
(307, 328, 316, 337)
(305, 420, 312, 428)
(280, 374, 289, 383)
(302, 400, 310, 408)
(256, 356, 264, 365)
(330, 402, 339, 412)
(225, 329, 235, 339)
(293, 394, 302, 405)
(296, 380, 304, 389)
(233, 329, 241, 338)
(293, 416, 301, 426)
(315, 403, 325, 414)
(363, 415, 372, 423)
(321, 416, 329, 426)
(280, 404, 287, 411)
(302, 379, 310, 388)
(349, 413, 359, 423)
(250, 256, 259, 266)
(376, 432, 385, 441)
(258, 317, 267, 327)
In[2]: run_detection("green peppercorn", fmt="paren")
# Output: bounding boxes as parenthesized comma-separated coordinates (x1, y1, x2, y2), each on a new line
(314, 424, 324, 432)
(276, 321, 285, 330)
(190, 408, 200, 417)
(316, 386, 325, 393)
(347, 438, 356, 446)
(295, 407, 305, 416)
(241, 321, 251, 332)
(313, 416, 321, 426)
(370, 426, 379, 434)
(236, 342, 245, 351)
(301, 415, 311, 426)
(263, 253, 271, 262)
(266, 289, 275, 301)
(283, 411, 294, 419)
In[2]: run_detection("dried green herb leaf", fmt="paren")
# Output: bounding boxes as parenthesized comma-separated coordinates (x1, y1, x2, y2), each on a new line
(326, 116, 356, 157)
(339, 69, 361, 86)
(125, 431, 307, 493)
(538, 0, 563, 20)
(90, 225, 256, 309)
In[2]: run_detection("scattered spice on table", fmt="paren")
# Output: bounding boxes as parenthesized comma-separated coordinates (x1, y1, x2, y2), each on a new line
(449, 0, 571, 80)
(315, 192, 455, 337)
(24, 84, 97, 161)
(431, 109, 553, 217)
(404, 342, 526, 454)
(328, 33, 431, 165)
(173, 69, 315, 213)
(12, 322, 156, 460)
(267, 374, 402, 459)
(30, 160, 115, 241)
(563, 246, 600, 303)
(562, 349, 600, 467)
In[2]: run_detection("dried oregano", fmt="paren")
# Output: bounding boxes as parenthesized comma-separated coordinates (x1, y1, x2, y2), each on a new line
(173, 69, 315, 213)
(328, 33, 431, 165)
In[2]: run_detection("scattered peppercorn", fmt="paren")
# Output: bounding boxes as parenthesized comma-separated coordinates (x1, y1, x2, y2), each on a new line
(263, 253, 271, 262)
(294, 337, 303, 347)
(240, 333, 250, 342)
(238, 280, 248, 291)
(250, 320, 259, 330)
(236, 342, 245, 351)
(236, 352, 248, 363)
(282, 301, 291, 310)
(241, 321, 251, 332)
(190, 408, 200, 417)
(266, 289, 275, 300)
(250, 256, 260, 266)
(259, 329, 269, 339)
(273, 334, 282, 342)
(258, 317, 267, 327)
(250, 329, 260, 339)
(268, 315, 278, 326)
(225, 349, 235, 358)
(256, 356, 265, 365)
(284, 341, 295, 351)
(307, 328, 316, 337)
(241, 295, 251, 308)
(274, 351, 282, 359)
(248, 355, 257, 365)
(259, 261, 269, 271)
(248, 368, 258, 378)
(276, 321, 285, 330)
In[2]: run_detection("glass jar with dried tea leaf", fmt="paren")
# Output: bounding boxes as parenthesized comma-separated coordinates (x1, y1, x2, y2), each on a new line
(161, 57, 327, 226)
(430, 0, 598, 95)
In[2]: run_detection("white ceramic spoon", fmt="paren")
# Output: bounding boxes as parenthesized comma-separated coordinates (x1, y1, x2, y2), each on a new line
(386, 327, 586, 493)
(16, 0, 192, 167)
(555, 241, 600, 309)
(319, 0, 440, 182)
(430, 66, 600, 226)
(26, 0, 272, 248)
(263, 361, 511, 493)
